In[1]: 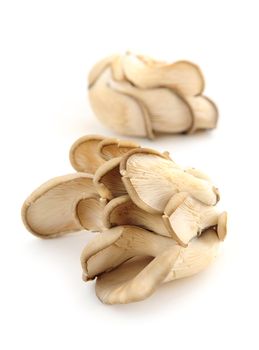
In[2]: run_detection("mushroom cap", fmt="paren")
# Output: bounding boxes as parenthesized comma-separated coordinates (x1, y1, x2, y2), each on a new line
(103, 195, 170, 237)
(70, 135, 140, 174)
(89, 68, 153, 138)
(122, 52, 205, 95)
(70, 135, 105, 174)
(94, 157, 126, 200)
(120, 148, 219, 214)
(22, 173, 104, 238)
(98, 137, 139, 161)
(103, 191, 221, 247)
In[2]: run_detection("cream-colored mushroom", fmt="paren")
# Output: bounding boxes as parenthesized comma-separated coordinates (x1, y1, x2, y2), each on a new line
(89, 68, 153, 138)
(163, 194, 220, 246)
(120, 148, 219, 214)
(69, 135, 105, 174)
(22, 173, 105, 238)
(88, 53, 218, 138)
(81, 226, 220, 304)
(122, 52, 204, 95)
(22, 133, 227, 305)
(103, 195, 170, 237)
(103, 193, 222, 247)
(94, 157, 126, 200)
(109, 78, 193, 134)
(70, 135, 140, 173)
(97, 137, 139, 161)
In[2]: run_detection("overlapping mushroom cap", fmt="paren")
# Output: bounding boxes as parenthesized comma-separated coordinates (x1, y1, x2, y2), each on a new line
(88, 53, 218, 139)
(22, 135, 227, 304)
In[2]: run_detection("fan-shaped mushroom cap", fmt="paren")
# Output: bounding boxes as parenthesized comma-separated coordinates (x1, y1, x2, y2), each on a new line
(94, 157, 126, 200)
(122, 53, 205, 95)
(103, 193, 221, 247)
(120, 149, 219, 214)
(81, 226, 220, 304)
(22, 173, 105, 238)
(109, 78, 193, 134)
(69, 135, 105, 174)
(103, 195, 170, 237)
(70, 135, 140, 174)
(97, 137, 139, 161)
(89, 68, 153, 138)
(163, 195, 219, 246)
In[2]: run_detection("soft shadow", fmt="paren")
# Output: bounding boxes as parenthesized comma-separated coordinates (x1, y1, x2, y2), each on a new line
(23, 230, 95, 290)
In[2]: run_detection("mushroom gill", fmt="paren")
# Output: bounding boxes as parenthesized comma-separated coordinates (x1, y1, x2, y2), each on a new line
(22, 173, 103, 238)
(120, 149, 218, 214)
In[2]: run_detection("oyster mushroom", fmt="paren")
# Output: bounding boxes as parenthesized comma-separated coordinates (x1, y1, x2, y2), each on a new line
(109, 78, 193, 133)
(69, 135, 222, 246)
(70, 135, 105, 174)
(88, 52, 218, 138)
(81, 226, 220, 304)
(103, 193, 221, 247)
(89, 68, 153, 138)
(120, 148, 219, 214)
(22, 173, 105, 238)
(98, 137, 139, 161)
(23, 134, 223, 247)
(22, 134, 227, 305)
(163, 194, 220, 246)
(94, 157, 126, 200)
(121, 52, 204, 95)
(70, 135, 140, 172)
(103, 195, 170, 237)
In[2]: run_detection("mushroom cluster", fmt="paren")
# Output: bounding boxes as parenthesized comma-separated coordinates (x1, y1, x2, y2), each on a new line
(88, 52, 218, 139)
(22, 135, 227, 304)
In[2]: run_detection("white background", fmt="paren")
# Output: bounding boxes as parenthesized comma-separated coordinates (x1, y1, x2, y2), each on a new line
(0, 1, 258, 349)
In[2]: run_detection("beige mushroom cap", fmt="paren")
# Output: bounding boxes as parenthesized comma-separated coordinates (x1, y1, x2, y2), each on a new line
(70, 135, 105, 174)
(122, 52, 205, 95)
(89, 68, 154, 138)
(22, 173, 105, 238)
(69, 135, 140, 173)
(103, 193, 222, 247)
(120, 148, 219, 214)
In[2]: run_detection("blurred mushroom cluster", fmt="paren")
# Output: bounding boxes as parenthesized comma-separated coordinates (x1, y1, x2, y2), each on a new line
(88, 52, 218, 138)
(22, 135, 227, 304)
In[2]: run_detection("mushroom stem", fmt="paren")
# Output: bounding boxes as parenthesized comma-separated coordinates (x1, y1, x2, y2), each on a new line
(81, 226, 220, 304)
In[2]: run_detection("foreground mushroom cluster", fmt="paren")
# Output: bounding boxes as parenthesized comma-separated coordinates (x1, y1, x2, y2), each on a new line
(22, 135, 227, 304)
(88, 52, 218, 139)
